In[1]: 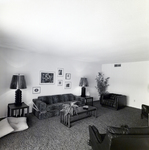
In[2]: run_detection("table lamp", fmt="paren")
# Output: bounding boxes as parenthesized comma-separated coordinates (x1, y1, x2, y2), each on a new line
(10, 74, 27, 106)
(79, 77, 88, 97)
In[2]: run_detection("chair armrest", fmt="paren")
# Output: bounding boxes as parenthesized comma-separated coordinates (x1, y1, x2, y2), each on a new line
(89, 125, 103, 143)
(32, 99, 47, 112)
(142, 104, 149, 113)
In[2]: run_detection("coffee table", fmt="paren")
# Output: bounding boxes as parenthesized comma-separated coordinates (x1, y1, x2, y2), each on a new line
(60, 106, 97, 128)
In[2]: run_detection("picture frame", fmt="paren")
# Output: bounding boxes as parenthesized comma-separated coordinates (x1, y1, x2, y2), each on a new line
(40, 71, 55, 84)
(65, 73, 71, 80)
(57, 80, 63, 86)
(57, 68, 64, 77)
(64, 81, 72, 89)
(32, 87, 41, 94)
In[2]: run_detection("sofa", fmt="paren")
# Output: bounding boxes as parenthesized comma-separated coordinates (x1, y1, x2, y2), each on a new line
(100, 93, 127, 110)
(89, 125, 149, 150)
(32, 93, 86, 119)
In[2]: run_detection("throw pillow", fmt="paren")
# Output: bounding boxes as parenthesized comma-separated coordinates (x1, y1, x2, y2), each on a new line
(7, 117, 28, 132)
(0, 118, 14, 138)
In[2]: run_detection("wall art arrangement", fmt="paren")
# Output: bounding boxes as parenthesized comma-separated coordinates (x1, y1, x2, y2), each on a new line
(32, 87, 41, 94)
(65, 73, 71, 80)
(64, 81, 72, 89)
(57, 68, 64, 77)
(40, 71, 55, 84)
(57, 80, 63, 86)
(39, 69, 72, 89)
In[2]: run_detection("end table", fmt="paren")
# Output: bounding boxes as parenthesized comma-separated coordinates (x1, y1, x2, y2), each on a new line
(84, 96, 93, 106)
(8, 102, 29, 117)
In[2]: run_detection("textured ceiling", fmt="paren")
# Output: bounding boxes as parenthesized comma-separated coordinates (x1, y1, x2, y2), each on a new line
(0, 0, 149, 63)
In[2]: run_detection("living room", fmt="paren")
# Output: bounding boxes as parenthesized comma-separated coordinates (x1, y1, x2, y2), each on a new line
(0, 0, 149, 149)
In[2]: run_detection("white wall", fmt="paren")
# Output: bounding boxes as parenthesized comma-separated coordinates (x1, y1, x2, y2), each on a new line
(102, 61, 149, 109)
(0, 49, 101, 118)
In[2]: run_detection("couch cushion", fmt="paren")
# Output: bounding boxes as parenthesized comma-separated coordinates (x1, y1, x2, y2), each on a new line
(47, 103, 63, 111)
(109, 94, 116, 100)
(58, 95, 65, 102)
(52, 95, 59, 104)
(103, 93, 110, 99)
(38, 96, 53, 105)
(68, 94, 75, 101)
(108, 126, 149, 135)
(128, 127, 149, 135)
(107, 126, 129, 134)
(38, 96, 47, 103)
(46, 96, 53, 104)
(62, 94, 69, 102)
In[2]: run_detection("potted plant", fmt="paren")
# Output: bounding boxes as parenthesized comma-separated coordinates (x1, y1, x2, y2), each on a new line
(95, 72, 110, 97)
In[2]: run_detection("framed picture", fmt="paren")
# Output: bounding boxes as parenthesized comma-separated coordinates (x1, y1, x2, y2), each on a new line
(57, 80, 63, 86)
(57, 68, 64, 77)
(40, 71, 55, 84)
(64, 81, 72, 89)
(32, 87, 41, 94)
(65, 73, 71, 80)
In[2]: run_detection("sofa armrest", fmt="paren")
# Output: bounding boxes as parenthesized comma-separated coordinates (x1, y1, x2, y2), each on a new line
(32, 99, 47, 112)
(115, 94, 127, 109)
(74, 96, 86, 106)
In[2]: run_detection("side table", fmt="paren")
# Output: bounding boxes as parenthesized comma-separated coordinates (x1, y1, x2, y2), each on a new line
(84, 96, 93, 106)
(8, 102, 29, 117)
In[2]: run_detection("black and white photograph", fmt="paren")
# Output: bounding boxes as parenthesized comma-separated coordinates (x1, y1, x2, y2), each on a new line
(57, 80, 63, 86)
(0, 1, 149, 150)
(32, 87, 41, 94)
(65, 73, 71, 80)
(57, 68, 64, 77)
(40, 71, 55, 84)
(64, 81, 72, 89)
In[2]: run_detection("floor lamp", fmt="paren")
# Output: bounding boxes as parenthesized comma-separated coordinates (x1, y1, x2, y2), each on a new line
(10, 74, 27, 106)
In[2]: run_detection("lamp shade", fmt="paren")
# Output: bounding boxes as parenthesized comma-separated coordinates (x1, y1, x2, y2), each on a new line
(10, 74, 26, 89)
(79, 78, 88, 87)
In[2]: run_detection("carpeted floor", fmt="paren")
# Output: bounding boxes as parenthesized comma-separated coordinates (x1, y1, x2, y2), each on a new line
(0, 101, 147, 150)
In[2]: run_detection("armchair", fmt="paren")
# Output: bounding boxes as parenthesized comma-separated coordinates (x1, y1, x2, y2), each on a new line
(89, 125, 149, 150)
(100, 93, 127, 110)
(141, 104, 149, 126)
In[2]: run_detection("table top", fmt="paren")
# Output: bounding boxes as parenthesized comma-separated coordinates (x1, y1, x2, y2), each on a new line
(83, 96, 93, 99)
(77, 106, 96, 113)
(8, 102, 29, 109)
(60, 105, 96, 116)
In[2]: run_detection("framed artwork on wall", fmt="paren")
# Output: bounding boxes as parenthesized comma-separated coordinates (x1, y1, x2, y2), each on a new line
(64, 81, 72, 89)
(32, 87, 41, 94)
(40, 71, 55, 84)
(57, 68, 64, 77)
(57, 80, 63, 86)
(65, 73, 71, 80)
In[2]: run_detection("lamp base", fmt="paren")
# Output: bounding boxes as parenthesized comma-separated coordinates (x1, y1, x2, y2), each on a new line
(81, 87, 86, 97)
(15, 89, 22, 106)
